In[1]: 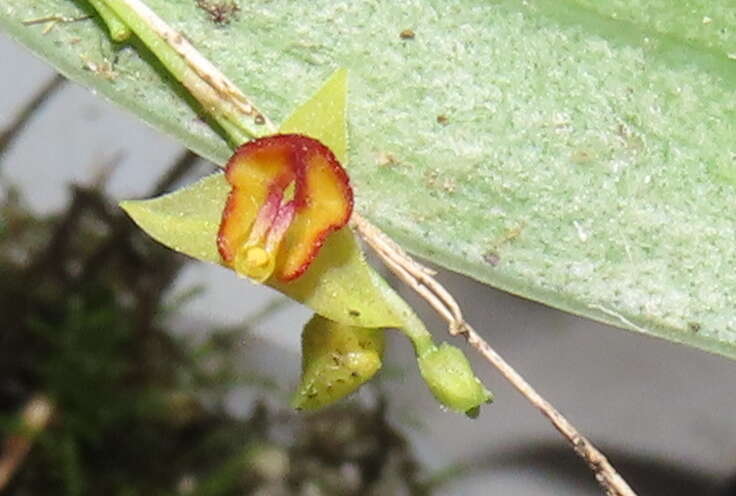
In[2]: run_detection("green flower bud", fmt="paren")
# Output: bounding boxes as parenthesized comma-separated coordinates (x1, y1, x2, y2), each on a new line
(418, 343, 493, 415)
(292, 315, 384, 410)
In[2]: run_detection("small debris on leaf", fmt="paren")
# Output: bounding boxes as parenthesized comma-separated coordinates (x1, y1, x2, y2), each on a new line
(80, 55, 118, 80)
(376, 151, 398, 167)
(196, 0, 240, 25)
(483, 252, 501, 266)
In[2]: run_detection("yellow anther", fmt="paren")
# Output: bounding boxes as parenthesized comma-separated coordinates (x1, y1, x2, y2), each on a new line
(246, 246, 269, 267)
(234, 244, 276, 283)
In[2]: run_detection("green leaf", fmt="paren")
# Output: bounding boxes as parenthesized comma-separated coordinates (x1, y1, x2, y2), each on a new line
(4, 1, 736, 357)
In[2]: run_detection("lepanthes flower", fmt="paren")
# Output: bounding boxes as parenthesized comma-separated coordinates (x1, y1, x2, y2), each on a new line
(120, 68, 492, 415)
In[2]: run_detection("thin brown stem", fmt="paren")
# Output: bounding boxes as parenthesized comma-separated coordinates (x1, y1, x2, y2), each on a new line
(352, 213, 637, 496)
(462, 326, 635, 496)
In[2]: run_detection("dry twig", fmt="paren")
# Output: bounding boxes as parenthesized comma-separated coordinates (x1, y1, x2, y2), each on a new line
(22, 14, 92, 34)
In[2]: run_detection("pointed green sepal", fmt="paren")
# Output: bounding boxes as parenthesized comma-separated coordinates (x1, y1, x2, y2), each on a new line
(279, 68, 348, 162)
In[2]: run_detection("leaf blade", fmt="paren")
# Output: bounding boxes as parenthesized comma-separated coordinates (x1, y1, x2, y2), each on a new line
(6, 0, 736, 357)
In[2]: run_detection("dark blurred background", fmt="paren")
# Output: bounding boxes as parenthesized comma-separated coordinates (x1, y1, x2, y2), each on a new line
(3, 33, 736, 495)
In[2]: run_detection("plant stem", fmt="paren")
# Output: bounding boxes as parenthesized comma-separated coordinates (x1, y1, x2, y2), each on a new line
(88, 0, 131, 41)
(463, 323, 636, 495)
(99, 0, 274, 143)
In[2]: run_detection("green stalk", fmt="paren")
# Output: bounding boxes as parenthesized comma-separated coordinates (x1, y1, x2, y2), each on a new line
(96, 0, 266, 144)
(87, 0, 131, 42)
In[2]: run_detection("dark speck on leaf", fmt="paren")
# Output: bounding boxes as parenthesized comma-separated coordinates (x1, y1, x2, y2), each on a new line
(688, 322, 701, 333)
(254, 115, 266, 125)
(399, 28, 415, 40)
(436, 114, 449, 125)
(195, 0, 240, 25)
(483, 252, 500, 266)
(349, 309, 360, 317)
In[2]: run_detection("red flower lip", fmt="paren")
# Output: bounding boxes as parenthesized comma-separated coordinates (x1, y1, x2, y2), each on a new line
(218, 134, 353, 282)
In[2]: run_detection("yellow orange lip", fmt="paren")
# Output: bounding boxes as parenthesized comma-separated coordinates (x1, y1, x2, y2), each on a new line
(218, 134, 353, 282)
